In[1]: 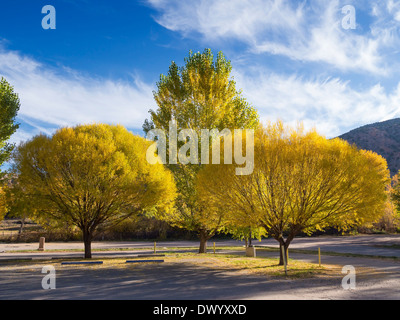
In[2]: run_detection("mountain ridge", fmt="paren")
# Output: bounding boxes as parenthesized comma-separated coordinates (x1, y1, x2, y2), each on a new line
(338, 118, 400, 176)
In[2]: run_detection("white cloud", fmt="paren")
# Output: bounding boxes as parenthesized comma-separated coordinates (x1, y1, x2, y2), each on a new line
(0, 49, 156, 144)
(233, 68, 400, 138)
(148, 0, 304, 43)
(148, 0, 398, 74)
(2, 46, 400, 146)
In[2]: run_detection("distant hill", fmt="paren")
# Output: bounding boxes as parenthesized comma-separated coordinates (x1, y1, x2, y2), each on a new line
(338, 118, 400, 176)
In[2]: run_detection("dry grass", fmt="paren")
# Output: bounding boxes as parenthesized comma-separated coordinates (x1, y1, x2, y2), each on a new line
(0, 250, 342, 279)
(39, 251, 335, 279)
(163, 252, 334, 279)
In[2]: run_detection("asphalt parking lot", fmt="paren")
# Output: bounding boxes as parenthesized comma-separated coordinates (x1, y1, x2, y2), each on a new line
(1, 235, 400, 300)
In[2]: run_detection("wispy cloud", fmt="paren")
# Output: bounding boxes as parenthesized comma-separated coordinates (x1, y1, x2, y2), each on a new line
(145, 0, 400, 137)
(233, 68, 400, 137)
(1, 42, 400, 146)
(0, 48, 156, 143)
(148, 0, 398, 74)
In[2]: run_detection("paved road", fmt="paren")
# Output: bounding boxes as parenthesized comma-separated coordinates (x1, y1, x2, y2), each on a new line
(260, 234, 400, 258)
(1, 235, 400, 300)
(0, 239, 235, 253)
(2, 234, 400, 258)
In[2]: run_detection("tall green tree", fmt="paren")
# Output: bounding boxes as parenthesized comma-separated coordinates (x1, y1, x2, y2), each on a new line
(11, 124, 176, 258)
(144, 49, 259, 253)
(0, 77, 20, 173)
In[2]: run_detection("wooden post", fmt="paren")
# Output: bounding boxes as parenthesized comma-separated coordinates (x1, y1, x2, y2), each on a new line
(318, 247, 321, 267)
(213, 242, 216, 254)
(154, 242, 156, 254)
(281, 245, 287, 276)
(38, 237, 45, 251)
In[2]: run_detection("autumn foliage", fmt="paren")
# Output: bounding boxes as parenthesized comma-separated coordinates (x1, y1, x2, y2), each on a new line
(197, 121, 390, 264)
(10, 124, 176, 258)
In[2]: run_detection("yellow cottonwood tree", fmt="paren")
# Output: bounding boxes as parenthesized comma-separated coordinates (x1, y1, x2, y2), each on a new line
(198, 121, 390, 265)
(11, 124, 176, 258)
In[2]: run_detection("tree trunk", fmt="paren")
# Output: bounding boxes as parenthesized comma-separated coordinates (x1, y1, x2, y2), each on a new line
(248, 227, 253, 247)
(198, 229, 209, 253)
(275, 229, 298, 266)
(18, 218, 25, 234)
(278, 240, 289, 266)
(83, 230, 92, 259)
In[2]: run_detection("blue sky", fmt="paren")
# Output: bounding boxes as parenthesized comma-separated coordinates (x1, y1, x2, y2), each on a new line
(1, 0, 400, 149)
